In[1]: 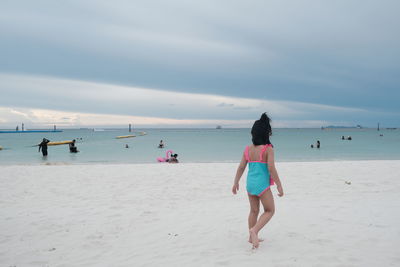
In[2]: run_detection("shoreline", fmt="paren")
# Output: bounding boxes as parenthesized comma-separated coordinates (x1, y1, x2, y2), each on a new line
(1, 158, 400, 167)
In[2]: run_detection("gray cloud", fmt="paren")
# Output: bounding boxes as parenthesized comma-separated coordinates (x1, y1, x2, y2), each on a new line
(216, 103, 235, 108)
(0, 0, 399, 126)
(1, 73, 395, 128)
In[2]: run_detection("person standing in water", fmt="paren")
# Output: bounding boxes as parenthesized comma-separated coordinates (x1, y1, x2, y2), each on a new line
(232, 113, 284, 249)
(38, 138, 50, 156)
(69, 139, 79, 153)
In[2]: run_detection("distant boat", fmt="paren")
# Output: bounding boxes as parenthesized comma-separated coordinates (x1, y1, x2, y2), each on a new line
(0, 130, 62, 133)
(323, 125, 362, 129)
(116, 135, 136, 139)
(216, 125, 222, 129)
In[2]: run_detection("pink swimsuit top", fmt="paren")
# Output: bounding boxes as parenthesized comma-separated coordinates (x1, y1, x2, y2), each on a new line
(244, 144, 275, 196)
(244, 144, 272, 163)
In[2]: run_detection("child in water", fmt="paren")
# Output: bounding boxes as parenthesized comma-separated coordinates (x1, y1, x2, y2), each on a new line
(168, 154, 179, 163)
(232, 113, 284, 249)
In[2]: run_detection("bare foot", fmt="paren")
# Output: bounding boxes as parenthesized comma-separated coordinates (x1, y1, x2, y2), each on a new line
(248, 236, 264, 243)
(249, 229, 259, 249)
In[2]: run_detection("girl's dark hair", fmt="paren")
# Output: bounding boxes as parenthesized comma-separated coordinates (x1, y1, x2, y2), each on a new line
(251, 113, 272, 145)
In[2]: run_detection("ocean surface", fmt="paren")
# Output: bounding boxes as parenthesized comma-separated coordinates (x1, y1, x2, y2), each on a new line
(0, 128, 399, 165)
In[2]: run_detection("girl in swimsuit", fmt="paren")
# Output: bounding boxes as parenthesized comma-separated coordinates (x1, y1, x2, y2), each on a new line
(232, 113, 284, 249)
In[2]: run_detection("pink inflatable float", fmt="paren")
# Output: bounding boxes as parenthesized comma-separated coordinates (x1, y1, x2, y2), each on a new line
(157, 150, 174, 162)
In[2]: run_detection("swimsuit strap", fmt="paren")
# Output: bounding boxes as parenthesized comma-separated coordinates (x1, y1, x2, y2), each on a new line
(244, 146, 250, 161)
(259, 144, 273, 161)
(259, 145, 268, 161)
(246, 144, 273, 162)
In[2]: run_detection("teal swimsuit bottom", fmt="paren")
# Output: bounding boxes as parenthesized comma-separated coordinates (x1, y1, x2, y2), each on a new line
(245, 144, 274, 196)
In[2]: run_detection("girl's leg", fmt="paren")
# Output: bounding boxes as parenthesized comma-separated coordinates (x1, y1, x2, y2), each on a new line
(247, 194, 260, 243)
(247, 194, 260, 230)
(249, 189, 275, 248)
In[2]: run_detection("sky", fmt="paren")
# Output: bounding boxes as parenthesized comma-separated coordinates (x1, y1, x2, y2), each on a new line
(0, 0, 399, 128)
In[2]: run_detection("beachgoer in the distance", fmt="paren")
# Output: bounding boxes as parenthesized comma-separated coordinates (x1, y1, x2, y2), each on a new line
(342, 136, 345, 140)
(158, 140, 164, 148)
(316, 140, 320, 149)
(311, 144, 314, 148)
(69, 139, 79, 153)
(168, 154, 179, 163)
(347, 136, 352, 140)
(125, 144, 129, 148)
(38, 138, 50, 156)
(232, 113, 284, 249)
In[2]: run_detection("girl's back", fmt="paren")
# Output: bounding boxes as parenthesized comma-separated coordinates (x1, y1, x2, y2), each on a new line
(245, 144, 274, 197)
(246, 145, 269, 163)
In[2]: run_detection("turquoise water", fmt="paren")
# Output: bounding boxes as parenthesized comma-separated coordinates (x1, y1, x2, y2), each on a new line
(0, 128, 399, 165)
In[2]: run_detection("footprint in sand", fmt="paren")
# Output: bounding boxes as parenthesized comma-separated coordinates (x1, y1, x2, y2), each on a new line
(86, 232, 104, 240)
(215, 260, 230, 266)
(168, 233, 179, 237)
(310, 238, 333, 245)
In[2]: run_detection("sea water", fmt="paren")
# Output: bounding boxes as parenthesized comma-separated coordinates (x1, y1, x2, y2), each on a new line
(0, 128, 399, 165)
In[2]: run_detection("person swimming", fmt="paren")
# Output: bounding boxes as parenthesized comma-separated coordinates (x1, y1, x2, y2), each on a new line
(158, 140, 164, 148)
(168, 154, 179, 163)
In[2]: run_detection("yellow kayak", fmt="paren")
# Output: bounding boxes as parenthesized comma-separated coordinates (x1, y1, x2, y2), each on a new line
(116, 135, 136, 139)
(47, 140, 74, 146)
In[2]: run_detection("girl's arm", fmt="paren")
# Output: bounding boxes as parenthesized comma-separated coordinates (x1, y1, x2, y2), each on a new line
(232, 153, 247, 194)
(267, 147, 284, 197)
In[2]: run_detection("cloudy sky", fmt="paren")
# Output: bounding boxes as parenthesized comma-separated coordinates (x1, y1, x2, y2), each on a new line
(1, 0, 399, 128)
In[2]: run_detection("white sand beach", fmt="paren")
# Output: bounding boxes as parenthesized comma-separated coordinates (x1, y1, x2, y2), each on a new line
(1, 160, 399, 267)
